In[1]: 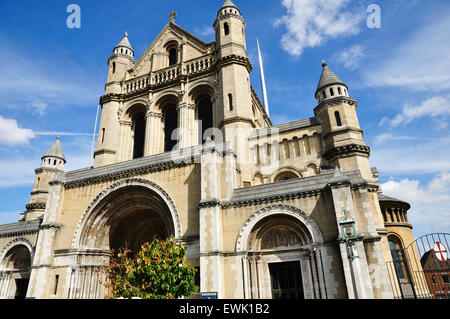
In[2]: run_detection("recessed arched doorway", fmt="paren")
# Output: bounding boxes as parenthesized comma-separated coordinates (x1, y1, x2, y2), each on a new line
(236, 205, 325, 299)
(0, 241, 33, 299)
(70, 179, 181, 298)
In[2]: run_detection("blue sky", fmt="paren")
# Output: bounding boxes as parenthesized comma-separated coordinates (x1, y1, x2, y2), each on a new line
(0, 0, 449, 238)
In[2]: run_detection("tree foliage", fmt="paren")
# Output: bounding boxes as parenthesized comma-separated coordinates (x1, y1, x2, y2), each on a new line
(108, 237, 197, 299)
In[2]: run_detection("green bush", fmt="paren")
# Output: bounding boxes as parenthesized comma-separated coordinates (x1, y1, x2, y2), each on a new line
(108, 237, 197, 299)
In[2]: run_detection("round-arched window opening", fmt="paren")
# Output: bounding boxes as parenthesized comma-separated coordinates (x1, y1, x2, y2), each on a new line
(274, 171, 300, 182)
(169, 48, 177, 66)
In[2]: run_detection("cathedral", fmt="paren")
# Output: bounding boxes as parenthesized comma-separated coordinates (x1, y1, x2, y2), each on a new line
(0, 0, 420, 299)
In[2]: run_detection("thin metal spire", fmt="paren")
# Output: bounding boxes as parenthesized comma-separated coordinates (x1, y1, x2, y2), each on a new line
(257, 37, 269, 116)
(89, 104, 100, 169)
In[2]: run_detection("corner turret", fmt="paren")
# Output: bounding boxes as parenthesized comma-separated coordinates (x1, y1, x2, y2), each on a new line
(24, 137, 66, 221)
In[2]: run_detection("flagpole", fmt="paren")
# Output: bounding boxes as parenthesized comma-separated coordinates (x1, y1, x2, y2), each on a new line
(89, 104, 100, 169)
(257, 37, 269, 116)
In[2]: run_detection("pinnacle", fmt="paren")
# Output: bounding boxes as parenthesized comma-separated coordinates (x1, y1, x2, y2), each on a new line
(316, 61, 346, 94)
(42, 136, 66, 162)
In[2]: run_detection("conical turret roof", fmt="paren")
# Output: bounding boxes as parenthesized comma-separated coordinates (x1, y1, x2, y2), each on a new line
(115, 32, 133, 52)
(316, 60, 347, 95)
(221, 0, 237, 8)
(42, 136, 66, 162)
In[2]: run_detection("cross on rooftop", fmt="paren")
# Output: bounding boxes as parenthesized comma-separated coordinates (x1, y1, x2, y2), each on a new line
(169, 11, 177, 22)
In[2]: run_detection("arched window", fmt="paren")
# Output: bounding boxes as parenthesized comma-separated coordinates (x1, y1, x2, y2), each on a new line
(322, 90, 326, 100)
(197, 97, 213, 144)
(302, 135, 311, 155)
(133, 115, 146, 159)
(335, 111, 342, 127)
(224, 23, 230, 36)
(274, 171, 299, 182)
(112, 62, 116, 74)
(164, 106, 178, 152)
(388, 236, 408, 281)
(330, 88, 334, 96)
(169, 48, 177, 66)
(338, 87, 342, 95)
(228, 94, 233, 111)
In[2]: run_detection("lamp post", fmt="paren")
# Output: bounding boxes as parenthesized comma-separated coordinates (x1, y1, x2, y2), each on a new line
(339, 209, 359, 299)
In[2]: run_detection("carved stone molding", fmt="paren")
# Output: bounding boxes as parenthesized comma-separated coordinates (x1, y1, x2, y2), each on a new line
(322, 143, 370, 161)
(26, 202, 46, 211)
(71, 178, 182, 248)
(235, 204, 323, 252)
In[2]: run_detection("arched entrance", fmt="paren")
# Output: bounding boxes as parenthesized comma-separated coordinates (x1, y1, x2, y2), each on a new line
(237, 205, 325, 299)
(0, 240, 33, 299)
(69, 178, 181, 298)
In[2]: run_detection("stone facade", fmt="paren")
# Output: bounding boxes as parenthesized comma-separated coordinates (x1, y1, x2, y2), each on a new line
(0, 0, 419, 299)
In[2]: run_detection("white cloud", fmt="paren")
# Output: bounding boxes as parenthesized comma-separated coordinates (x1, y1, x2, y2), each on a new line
(381, 172, 450, 235)
(332, 44, 365, 71)
(0, 115, 36, 146)
(28, 101, 48, 116)
(194, 26, 215, 39)
(373, 133, 436, 145)
(364, 14, 450, 91)
(387, 96, 450, 127)
(274, 0, 365, 57)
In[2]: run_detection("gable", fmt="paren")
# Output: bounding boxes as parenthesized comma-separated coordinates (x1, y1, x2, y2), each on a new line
(131, 22, 215, 78)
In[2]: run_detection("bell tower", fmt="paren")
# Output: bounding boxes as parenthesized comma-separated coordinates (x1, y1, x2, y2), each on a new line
(94, 32, 135, 167)
(213, 0, 254, 160)
(313, 61, 372, 180)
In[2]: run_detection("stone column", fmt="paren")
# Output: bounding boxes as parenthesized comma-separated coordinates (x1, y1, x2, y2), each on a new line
(144, 112, 161, 156)
(328, 169, 375, 299)
(27, 178, 64, 298)
(177, 102, 192, 150)
(199, 142, 225, 298)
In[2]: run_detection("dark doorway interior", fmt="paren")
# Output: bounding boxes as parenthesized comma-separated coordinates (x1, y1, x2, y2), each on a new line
(133, 115, 146, 159)
(14, 278, 29, 299)
(164, 106, 178, 152)
(269, 261, 304, 299)
(197, 98, 213, 144)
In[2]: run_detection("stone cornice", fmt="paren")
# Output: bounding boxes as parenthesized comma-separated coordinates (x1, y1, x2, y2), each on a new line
(322, 143, 370, 161)
(218, 116, 255, 129)
(25, 202, 46, 211)
(35, 167, 62, 174)
(199, 169, 373, 210)
(57, 143, 236, 189)
(384, 222, 413, 229)
(216, 54, 252, 73)
(313, 96, 357, 116)
(108, 53, 135, 64)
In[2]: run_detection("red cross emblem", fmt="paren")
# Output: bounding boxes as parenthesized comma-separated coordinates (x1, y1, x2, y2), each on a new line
(433, 242, 448, 262)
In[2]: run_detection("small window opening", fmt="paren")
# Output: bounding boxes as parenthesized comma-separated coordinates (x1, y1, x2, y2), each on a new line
(53, 275, 59, 295)
(224, 23, 230, 36)
(112, 62, 116, 74)
(228, 94, 233, 111)
(330, 88, 334, 96)
(335, 111, 342, 127)
(322, 90, 326, 99)
(338, 87, 342, 95)
(101, 128, 105, 144)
